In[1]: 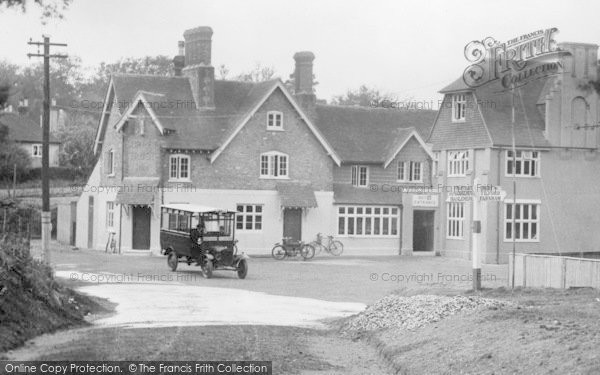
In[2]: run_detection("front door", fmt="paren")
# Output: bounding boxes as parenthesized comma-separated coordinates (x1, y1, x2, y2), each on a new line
(132, 206, 151, 250)
(283, 208, 302, 241)
(413, 210, 434, 252)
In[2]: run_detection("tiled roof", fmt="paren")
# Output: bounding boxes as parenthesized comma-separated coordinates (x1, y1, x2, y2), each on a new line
(107, 74, 436, 161)
(0, 113, 60, 143)
(115, 191, 154, 205)
(427, 94, 492, 151)
(477, 77, 550, 148)
(333, 183, 402, 205)
(276, 183, 318, 208)
(314, 105, 436, 164)
(110, 74, 279, 150)
(537, 77, 557, 105)
(439, 77, 474, 93)
(430, 75, 552, 149)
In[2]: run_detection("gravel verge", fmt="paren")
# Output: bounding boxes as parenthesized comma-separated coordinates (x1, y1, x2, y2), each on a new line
(341, 294, 512, 333)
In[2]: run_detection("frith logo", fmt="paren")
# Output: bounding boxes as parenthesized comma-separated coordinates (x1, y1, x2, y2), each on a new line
(462, 28, 569, 90)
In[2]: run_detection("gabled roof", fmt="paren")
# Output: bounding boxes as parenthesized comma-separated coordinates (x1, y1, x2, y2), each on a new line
(314, 105, 436, 164)
(439, 77, 474, 94)
(209, 80, 342, 166)
(114, 90, 167, 134)
(383, 128, 435, 167)
(0, 113, 60, 143)
(429, 75, 552, 150)
(95, 74, 341, 164)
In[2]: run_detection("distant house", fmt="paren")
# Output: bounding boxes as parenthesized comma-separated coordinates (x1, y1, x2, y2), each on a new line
(0, 111, 60, 168)
(77, 26, 438, 255)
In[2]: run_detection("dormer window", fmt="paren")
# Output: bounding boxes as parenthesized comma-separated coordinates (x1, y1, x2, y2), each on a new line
(452, 94, 466, 122)
(267, 111, 283, 130)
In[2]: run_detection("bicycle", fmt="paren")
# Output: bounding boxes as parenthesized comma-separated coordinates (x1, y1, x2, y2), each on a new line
(310, 233, 343, 256)
(105, 231, 117, 254)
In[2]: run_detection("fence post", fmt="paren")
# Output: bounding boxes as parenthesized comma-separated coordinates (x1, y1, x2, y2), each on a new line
(2, 208, 6, 233)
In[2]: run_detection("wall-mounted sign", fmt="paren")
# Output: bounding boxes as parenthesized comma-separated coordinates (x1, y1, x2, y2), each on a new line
(445, 185, 507, 202)
(413, 194, 439, 207)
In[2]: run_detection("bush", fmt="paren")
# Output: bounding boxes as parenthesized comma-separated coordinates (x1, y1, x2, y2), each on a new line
(0, 142, 31, 184)
(0, 232, 104, 352)
(18, 166, 87, 182)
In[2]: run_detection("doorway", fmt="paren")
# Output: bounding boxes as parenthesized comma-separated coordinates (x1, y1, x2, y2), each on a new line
(132, 206, 151, 250)
(283, 208, 302, 241)
(413, 210, 434, 252)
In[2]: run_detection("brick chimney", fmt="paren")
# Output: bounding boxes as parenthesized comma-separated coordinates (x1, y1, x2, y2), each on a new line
(293, 51, 316, 109)
(173, 41, 185, 76)
(182, 26, 215, 109)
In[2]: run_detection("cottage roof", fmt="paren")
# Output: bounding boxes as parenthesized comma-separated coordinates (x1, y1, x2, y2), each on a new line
(0, 113, 60, 144)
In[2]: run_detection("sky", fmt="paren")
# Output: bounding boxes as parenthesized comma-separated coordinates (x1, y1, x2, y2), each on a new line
(1, 0, 600, 106)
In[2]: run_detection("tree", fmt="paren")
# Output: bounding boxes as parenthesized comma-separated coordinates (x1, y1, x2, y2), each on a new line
(81, 55, 174, 102)
(330, 85, 397, 107)
(0, 84, 10, 109)
(233, 63, 276, 82)
(0, 0, 71, 22)
(54, 111, 96, 175)
(284, 72, 318, 95)
(0, 123, 31, 189)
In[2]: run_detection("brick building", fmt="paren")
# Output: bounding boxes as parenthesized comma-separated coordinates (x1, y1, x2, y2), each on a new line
(76, 26, 438, 255)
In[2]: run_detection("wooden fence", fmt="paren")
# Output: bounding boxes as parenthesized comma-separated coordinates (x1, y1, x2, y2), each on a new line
(0, 207, 41, 239)
(509, 253, 600, 289)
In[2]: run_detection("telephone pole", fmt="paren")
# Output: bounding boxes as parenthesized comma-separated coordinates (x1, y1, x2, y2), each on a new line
(27, 36, 67, 264)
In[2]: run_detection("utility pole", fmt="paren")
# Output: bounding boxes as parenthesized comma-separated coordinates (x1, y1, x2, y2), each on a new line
(472, 177, 481, 290)
(510, 81, 517, 289)
(27, 36, 67, 264)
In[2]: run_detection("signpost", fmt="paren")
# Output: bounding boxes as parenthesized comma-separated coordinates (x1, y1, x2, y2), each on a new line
(446, 179, 507, 290)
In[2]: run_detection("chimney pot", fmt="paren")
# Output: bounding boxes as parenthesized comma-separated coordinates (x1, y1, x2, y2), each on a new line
(183, 26, 213, 66)
(182, 26, 215, 109)
(293, 51, 316, 109)
(293, 51, 315, 95)
(173, 41, 185, 76)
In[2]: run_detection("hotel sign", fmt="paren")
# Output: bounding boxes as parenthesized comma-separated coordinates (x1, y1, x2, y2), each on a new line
(412, 194, 439, 207)
(462, 27, 568, 90)
(445, 185, 507, 203)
